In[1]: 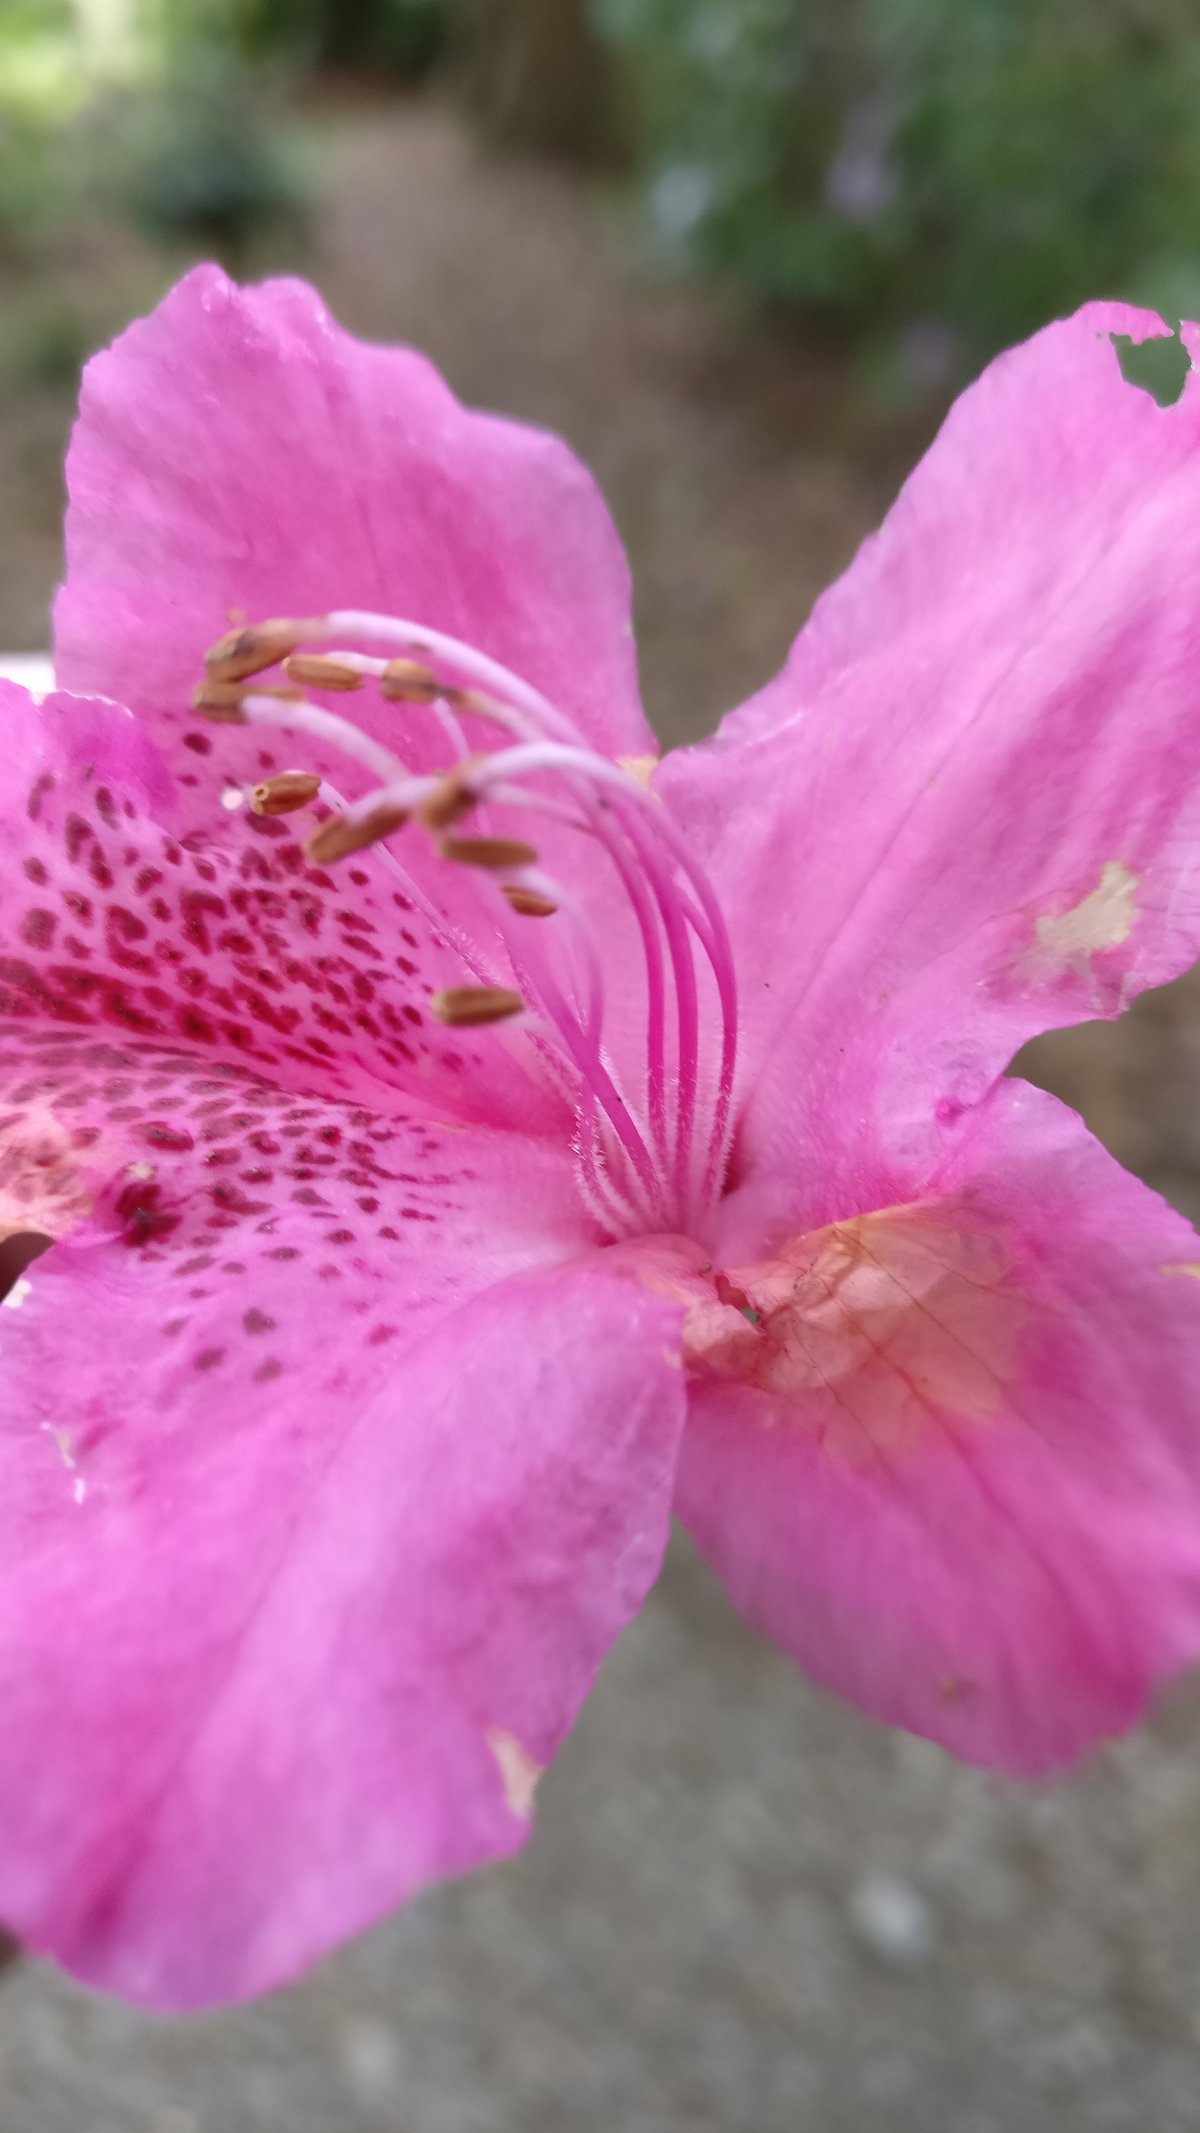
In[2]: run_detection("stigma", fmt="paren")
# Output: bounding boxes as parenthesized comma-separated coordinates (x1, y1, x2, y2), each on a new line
(195, 609, 738, 1241)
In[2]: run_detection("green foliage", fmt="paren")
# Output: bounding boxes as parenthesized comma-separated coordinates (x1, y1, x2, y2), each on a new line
(115, 50, 307, 270)
(599, 0, 1200, 375)
(228, 0, 449, 77)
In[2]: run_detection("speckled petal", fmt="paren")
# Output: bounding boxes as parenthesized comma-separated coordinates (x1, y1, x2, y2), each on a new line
(0, 682, 562, 1135)
(0, 1124, 683, 2005)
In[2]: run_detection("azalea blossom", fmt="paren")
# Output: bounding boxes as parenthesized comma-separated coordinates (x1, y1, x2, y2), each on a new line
(3, 270, 1200, 2009)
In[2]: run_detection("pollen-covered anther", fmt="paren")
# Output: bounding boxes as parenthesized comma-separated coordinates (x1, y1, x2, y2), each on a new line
(192, 681, 302, 724)
(282, 654, 364, 694)
(441, 835, 539, 872)
(432, 985, 525, 1028)
(204, 618, 313, 684)
(251, 772, 323, 817)
(379, 658, 444, 705)
(502, 885, 558, 918)
(418, 762, 485, 832)
(305, 803, 411, 865)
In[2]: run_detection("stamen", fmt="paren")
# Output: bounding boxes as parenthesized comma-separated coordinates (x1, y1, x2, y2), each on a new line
(318, 612, 580, 742)
(305, 802, 411, 865)
(503, 885, 558, 917)
(419, 763, 484, 832)
(238, 692, 407, 787)
(379, 659, 446, 705)
(194, 608, 741, 1240)
(206, 619, 314, 684)
(251, 771, 322, 816)
(193, 681, 301, 722)
(282, 655, 363, 693)
(441, 835, 539, 872)
(432, 985, 525, 1028)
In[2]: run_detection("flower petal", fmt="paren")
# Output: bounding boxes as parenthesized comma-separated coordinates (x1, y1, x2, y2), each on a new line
(55, 263, 652, 830)
(0, 682, 562, 1135)
(677, 1081, 1200, 1774)
(659, 304, 1200, 1211)
(0, 1095, 683, 2005)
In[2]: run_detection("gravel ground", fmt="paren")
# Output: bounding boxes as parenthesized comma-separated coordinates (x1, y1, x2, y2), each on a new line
(3, 98, 1200, 2133)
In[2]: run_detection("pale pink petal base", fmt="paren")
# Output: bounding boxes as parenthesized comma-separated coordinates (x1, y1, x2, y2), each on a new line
(677, 1083, 1200, 1775)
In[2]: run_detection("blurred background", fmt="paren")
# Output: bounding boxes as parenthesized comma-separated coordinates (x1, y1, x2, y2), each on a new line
(4, 3, 1200, 2128)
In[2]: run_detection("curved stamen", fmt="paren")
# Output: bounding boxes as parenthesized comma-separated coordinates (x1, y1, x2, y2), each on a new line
(312, 613, 582, 745)
(200, 616, 739, 1237)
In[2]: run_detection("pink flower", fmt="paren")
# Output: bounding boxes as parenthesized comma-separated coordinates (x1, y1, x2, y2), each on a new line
(3, 268, 1200, 2008)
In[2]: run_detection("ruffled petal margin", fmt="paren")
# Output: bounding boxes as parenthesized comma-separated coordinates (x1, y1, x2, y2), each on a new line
(55, 265, 653, 832)
(660, 305, 1200, 1222)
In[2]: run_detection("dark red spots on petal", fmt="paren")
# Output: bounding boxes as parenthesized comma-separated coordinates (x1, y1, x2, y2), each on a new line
(141, 1121, 195, 1153)
(21, 909, 56, 950)
(23, 858, 48, 887)
(368, 1324, 398, 1347)
(27, 773, 54, 822)
(183, 731, 213, 756)
(194, 1347, 225, 1372)
(268, 1246, 300, 1261)
(254, 1358, 283, 1384)
(244, 1307, 276, 1335)
(115, 1179, 181, 1248)
(179, 1008, 215, 1044)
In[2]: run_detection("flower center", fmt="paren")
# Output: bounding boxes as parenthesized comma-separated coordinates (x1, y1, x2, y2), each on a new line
(619, 1207, 1025, 1459)
(195, 610, 738, 1240)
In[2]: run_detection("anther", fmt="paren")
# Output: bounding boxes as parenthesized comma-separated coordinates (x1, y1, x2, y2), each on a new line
(283, 654, 363, 694)
(502, 885, 558, 917)
(441, 835, 539, 872)
(205, 619, 311, 684)
(192, 681, 301, 723)
(419, 763, 484, 831)
(379, 658, 444, 704)
(305, 803, 410, 865)
(431, 985, 525, 1028)
(251, 772, 322, 816)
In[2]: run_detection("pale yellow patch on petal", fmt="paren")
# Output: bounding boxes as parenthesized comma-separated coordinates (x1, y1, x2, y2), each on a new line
(617, 753, 659, 789)
(1033, 861, 1138, 975)
(681, 1205, 1027, 1466)
(1161, 1263, 1200, 1280)
(0, 1109, 94, 1241)
(486, 1728, 543, 1821)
